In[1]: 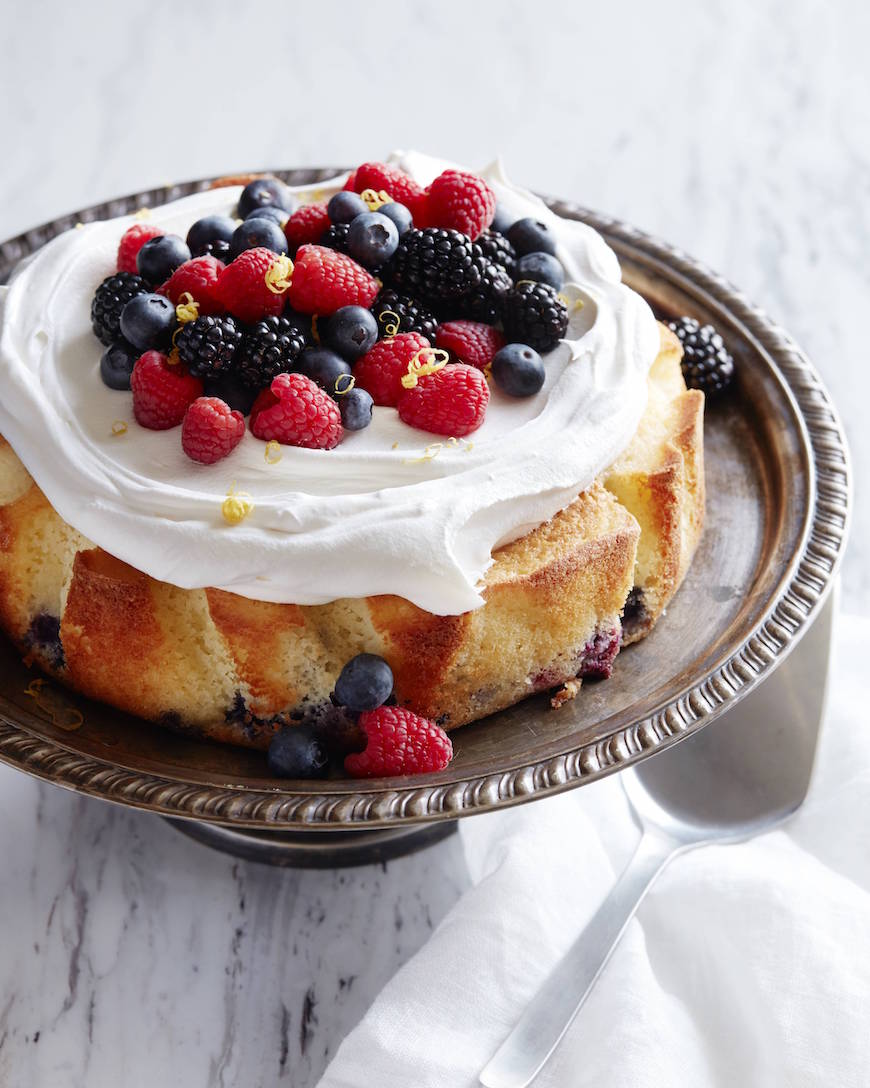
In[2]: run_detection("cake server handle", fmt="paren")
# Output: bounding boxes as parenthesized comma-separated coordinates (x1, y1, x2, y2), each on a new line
(479, 827, 686, 1088)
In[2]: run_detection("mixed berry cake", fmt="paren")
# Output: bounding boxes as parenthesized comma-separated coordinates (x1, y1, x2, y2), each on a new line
(0, 152, 726, 779)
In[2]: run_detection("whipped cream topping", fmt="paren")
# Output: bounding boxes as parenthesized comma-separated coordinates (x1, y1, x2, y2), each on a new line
(0, 152, 659, 614)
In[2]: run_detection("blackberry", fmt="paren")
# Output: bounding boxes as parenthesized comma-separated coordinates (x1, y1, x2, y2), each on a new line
(175, 315, 243, 379)
(91, 272, 149, 346)
(321, 223, 350, 253)
(668, 316, 735, 395)
(236, 315, 306, 389)
(388, 227, 483, 302)
(503, 282, 568, 353)
(371, 289, 438, 340)
(456, 260, 512, 325)
(475, 229, 516, 275)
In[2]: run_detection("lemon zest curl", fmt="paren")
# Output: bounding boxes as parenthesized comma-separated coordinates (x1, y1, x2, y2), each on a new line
(265, 255, 294, 294)
(360, 188, 393, 211)
(264, 440, 282, 465)
(110, 420, 128, 437)
(400, 348, 449, 389)
(378, 309, 401, 337)
(222, 483, 255, 525)
(25, 679, 84, 731)
(175, 292, 200, 324)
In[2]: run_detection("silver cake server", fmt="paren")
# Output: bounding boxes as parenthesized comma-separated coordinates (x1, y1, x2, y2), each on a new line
(480, 589, 836, 1088)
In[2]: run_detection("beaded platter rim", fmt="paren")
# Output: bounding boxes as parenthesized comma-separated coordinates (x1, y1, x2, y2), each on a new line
(0, 169, 851, 829)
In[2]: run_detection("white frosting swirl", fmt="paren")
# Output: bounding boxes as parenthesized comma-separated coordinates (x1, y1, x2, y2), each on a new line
(0, 152, 658, 614)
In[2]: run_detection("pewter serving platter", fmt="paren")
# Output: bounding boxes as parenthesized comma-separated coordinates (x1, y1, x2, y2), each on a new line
(0, 169, 851, 854)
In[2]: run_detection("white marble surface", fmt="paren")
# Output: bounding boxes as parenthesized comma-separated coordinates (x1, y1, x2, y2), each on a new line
(0, 0, 867, 1084)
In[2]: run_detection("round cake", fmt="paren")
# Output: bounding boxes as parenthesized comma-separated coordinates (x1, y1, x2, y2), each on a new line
(0, 153, 707, 771)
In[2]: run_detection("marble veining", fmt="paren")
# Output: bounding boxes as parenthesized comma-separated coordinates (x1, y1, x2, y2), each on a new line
(0, 0, 867, 1083)
(0, 768, 469, 1087)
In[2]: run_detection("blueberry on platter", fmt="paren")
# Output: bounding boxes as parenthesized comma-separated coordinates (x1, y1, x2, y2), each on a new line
(267, 722, 330, 779)
(334, 653, 394, 713)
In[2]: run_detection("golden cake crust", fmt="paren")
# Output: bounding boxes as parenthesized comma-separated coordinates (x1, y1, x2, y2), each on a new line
(0, 324, 704, 748)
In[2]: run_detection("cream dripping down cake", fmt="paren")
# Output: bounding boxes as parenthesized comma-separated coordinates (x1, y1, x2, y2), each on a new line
(0, 153, 728, 779)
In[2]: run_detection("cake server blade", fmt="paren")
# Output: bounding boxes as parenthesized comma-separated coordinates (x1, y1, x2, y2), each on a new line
(480, 588, 836, 1088)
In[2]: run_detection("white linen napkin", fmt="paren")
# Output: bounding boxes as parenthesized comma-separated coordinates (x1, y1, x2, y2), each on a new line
(317, 612, 870, 1088)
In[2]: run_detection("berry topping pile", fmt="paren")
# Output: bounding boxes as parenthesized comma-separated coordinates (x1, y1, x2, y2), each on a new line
(266, 651, 453, 780)
(90, 162, 589, 477)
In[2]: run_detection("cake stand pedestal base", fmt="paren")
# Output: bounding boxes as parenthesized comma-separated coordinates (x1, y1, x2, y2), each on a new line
(163, 817, 458, 868)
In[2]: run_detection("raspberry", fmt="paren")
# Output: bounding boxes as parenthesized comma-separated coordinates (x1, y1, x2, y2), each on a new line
(215, 247, 291, 324)
(159, 256, 225, 316)
(117, 222, 163, 274)
(343, 171, 357, 191)
(426, 169, 496, 241)
(287, 244, 379, 316)
(353, 332, 431, 407)
(284, 202, 331, 254)
(397, 363, 489, 437)
(344, 706, 453, 778)
(181, 396, 245, 464)
(435, 320, 505, 371)
(353, 162, 427, 220)
(250, 372, 343, 449)
(130, 351, 203, 430)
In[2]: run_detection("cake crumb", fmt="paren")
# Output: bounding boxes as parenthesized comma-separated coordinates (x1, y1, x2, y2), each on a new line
(550, 678, 582, 709)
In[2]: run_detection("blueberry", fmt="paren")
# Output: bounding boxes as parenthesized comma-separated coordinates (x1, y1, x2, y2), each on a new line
(515, 252, 564, 290)
(327, 190, 367, 224)
(347, 212, 399, 268)
(322, 305, 378, 360)
(119, 293, 176, 350)
(377, 201, 412, 235)
(202, 372, 259, 415)
(267, 723, 329, 779)
(490, 203, 515, 235)
(338, 386, 374, 430)
(229, 217, 288, 259)
(334, 653, 393, 712)
(506, 217, 557, 257)
(27, 613, 64, 670)
(294, 347, 351, 392)
(186, 215, 236, 257)
(100, 340, 139, 390)
(243, 205, 289, 227)
(238, 177, 297, 218)
(136, 234, 191, 284)
(491, 343, 546, 397)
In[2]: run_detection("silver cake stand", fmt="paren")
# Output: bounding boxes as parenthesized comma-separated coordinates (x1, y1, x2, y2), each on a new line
(0, 170, 850, 867)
